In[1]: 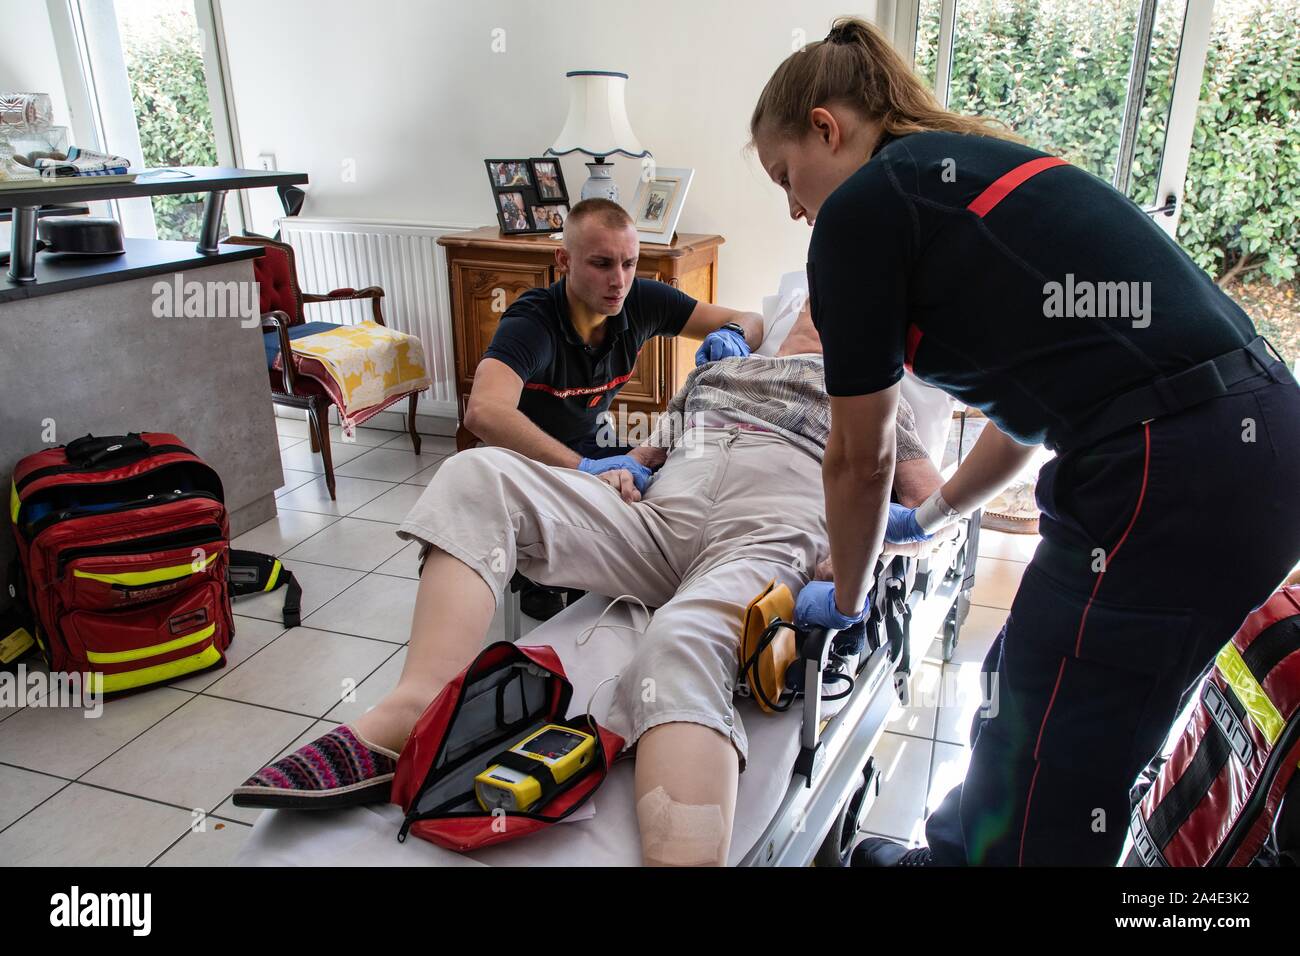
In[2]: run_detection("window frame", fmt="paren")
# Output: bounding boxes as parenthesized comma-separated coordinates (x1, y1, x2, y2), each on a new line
(885, 0, 1217, 239)
(44, 0, 248, 238)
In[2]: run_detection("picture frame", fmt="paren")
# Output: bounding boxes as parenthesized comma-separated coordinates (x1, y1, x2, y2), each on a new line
(529, 158, 568, 203)
(529, 202, 570, 231)
(485, 159, 532, 189)
(485, 157, 570, 235)
(496, 191, 531, 233)
(629, 166, 694, 246)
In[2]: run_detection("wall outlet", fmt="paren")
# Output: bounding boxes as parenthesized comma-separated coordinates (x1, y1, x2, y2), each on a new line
(257, 153, 277, 171)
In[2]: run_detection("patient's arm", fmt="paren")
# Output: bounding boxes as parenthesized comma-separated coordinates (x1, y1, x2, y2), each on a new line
(628, 445, 667, 469)
(893, 454, 943, 509)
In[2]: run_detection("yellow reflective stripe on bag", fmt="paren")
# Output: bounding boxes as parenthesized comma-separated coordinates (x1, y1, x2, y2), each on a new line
(88, 644, 223, 695)
(263, 559, 281, 591)
(1216, 642, 1285, 746)
(85, 623, 215, 665)
(8, 480, 19, 524)
(72, 551, 218, 587)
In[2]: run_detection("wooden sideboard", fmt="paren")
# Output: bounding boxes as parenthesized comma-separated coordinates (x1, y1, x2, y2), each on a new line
(436, 226, 724, 448)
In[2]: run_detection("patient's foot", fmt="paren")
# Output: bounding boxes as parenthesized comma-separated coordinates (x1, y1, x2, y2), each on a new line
(350, 690, 432, 755)
(232, 724, 399, 810)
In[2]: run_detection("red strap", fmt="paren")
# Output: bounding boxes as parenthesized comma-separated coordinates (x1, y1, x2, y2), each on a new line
(967, 156, 1067, 218)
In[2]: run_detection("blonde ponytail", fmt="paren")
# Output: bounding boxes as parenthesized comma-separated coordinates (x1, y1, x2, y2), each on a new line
(750, 17, 1020, 146)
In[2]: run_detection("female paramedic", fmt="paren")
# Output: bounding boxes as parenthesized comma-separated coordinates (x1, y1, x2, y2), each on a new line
(754, 17, 1300, 866)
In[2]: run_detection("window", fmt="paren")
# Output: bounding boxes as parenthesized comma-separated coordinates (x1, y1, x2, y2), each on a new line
(113, 0, 223, 239)
(48, 0, 245, 240)
(904, 0, 1213, 232)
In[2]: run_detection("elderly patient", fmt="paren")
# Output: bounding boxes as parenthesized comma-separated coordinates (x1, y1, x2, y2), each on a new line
(233, 306, 949, 865)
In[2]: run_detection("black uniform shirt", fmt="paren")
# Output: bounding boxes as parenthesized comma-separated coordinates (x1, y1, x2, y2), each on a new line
(482, 276, 697, 453)
(807, 130, 1254, 444)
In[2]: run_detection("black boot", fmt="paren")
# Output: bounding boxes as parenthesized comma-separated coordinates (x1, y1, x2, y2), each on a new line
(519, 581, 567, 621)
(851, 837, 933, 867)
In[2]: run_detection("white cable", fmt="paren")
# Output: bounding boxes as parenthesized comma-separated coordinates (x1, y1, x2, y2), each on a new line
(575, 593, 651, 647)
(576, 595, 651, 731)
(584, 674, 621, 728)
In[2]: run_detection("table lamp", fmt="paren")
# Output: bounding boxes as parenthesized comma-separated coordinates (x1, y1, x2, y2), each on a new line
(546, 70, 650, 203)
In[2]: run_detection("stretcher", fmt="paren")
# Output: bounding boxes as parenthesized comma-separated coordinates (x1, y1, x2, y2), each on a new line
(236, 386, 982, 867)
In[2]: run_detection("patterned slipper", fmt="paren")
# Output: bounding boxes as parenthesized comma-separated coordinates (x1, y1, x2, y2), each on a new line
(232, 724, 399, 810)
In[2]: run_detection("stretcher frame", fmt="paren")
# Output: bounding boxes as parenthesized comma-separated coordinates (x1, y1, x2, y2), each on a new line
(741, 512, 980, 866)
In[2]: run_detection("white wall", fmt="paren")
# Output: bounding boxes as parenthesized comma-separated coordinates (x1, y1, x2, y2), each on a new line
(218, 0, 880, 312)
(0, 0, 71, 128)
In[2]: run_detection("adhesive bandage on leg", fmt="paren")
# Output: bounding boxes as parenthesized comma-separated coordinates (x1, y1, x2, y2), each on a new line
(636, 786, 726, 866)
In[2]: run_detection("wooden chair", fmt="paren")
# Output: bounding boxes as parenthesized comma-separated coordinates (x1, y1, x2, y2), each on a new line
(226, 235, 422, 499)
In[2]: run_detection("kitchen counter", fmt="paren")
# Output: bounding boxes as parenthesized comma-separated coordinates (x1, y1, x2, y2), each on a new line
(0, 238, 263, 304)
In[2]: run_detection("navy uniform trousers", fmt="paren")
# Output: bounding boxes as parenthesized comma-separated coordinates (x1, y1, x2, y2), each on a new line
(925, 358, 1300, 865)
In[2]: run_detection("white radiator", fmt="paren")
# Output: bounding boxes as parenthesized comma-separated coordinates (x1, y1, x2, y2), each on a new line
(277, 217, 474, 420)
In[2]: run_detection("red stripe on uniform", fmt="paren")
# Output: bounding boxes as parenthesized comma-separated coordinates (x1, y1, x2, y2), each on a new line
(1019, 422, 1152, 866)
(967, 156, 1068, 219)
(904, 323, 923, 373)
(523, 370, 634, 400)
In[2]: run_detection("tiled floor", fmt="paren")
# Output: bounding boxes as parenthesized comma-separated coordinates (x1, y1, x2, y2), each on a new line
(858, 539, 1028, 847)
(0, 416, 1034, 865)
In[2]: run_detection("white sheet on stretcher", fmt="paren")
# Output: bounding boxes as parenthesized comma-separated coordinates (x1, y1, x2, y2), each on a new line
(236, 594, 804, 866)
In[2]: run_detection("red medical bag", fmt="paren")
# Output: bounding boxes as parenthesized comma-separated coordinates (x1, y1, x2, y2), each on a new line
(1126, 585, 1300, 866)
(8, 432, 295, 696)
(393, 641, 624, 852)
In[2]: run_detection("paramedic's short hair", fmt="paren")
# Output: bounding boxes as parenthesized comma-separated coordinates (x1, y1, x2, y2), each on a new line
(565, 198, 634, 233)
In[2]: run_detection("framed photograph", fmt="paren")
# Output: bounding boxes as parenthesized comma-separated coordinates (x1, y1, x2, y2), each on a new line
(485, 159, 532, 189)
(530, 203, 569, 231)
(485, 157, 571, 235)
(630, 167, 694, 245)
(496, 191, 531, 233)
(530, 158, 568, 202)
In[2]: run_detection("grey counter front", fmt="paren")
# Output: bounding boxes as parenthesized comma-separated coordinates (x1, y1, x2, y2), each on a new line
(0, 239, 284, 570)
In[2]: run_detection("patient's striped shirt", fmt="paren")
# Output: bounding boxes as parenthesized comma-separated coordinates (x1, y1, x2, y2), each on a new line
(644, 354, 928, 464)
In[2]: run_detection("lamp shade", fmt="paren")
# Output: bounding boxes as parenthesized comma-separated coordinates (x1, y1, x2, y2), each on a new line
(546, 71, 650, 160)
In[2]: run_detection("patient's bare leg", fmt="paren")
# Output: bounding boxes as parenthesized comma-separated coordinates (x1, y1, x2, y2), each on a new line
(633, 722, 739, 867)
(350, 548, 495, 753)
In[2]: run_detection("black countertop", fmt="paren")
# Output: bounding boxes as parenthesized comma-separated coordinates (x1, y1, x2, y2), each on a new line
(0, 204, 89, 221)
(0, 167, 308, 208)
(0, 238, 264, 304)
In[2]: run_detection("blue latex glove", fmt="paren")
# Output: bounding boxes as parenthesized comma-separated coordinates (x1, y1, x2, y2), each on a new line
(695, 327, 751, 366)
(794, 580, 864, 631)
(885, 502, 934, 544)
(578, 455, 653, 493)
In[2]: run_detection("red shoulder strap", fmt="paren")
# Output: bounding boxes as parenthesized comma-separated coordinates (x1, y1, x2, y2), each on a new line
(967, 156, 1068, 218)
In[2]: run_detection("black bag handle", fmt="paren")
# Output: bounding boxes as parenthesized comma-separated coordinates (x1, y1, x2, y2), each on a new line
(64, 433, 150, 469)
(227, 549, 301, 629)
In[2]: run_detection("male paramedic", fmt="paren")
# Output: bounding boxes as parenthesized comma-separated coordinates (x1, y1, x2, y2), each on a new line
(463, 197, 765, 619)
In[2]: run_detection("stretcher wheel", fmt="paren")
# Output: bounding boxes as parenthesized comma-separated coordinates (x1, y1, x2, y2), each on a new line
(941, 587, 971, 663)
(893, 669, 911, 707)
(941, 614, 959, 663)
(815, 760, 876, 867)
